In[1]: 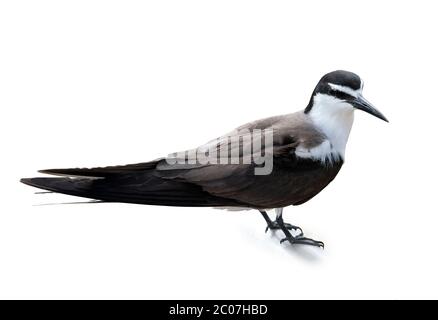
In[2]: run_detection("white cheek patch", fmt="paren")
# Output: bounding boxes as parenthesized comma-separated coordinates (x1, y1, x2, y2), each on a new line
(295, 140, 341, 164)
(328, 83, 361, 98)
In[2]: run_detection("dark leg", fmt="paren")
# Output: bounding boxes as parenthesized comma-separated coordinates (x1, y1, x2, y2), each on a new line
(259, 209, 303, 236)
(276, 208, 324, 249)
(260, 210, 277, 231)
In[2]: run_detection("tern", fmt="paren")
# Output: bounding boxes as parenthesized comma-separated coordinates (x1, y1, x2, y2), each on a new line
(21, 70, 388, 248)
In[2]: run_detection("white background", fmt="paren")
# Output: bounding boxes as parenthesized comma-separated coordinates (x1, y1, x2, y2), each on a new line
(1, 0, 437, 299)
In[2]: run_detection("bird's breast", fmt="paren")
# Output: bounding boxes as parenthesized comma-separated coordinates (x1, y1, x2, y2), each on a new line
(251, 156, 344, 208)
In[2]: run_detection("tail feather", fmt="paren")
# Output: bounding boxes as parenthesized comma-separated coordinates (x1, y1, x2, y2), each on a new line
(21, 177, 96, 198)
(20, 174, 246, 208)
(38, 160, 162, 178)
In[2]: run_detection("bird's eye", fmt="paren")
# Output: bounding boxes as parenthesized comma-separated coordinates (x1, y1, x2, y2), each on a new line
(337, 92, 352, 100)
(329, 89, 353, 101)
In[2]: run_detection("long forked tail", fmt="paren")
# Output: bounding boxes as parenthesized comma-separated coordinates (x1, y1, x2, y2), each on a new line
(21, 162, 246, 207)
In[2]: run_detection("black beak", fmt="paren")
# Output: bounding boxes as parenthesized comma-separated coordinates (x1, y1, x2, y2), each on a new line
(351, 95, 388, 122)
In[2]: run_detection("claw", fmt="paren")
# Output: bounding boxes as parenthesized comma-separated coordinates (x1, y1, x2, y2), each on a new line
(259, 210, 316, 246)
(280, 236, 324, 249)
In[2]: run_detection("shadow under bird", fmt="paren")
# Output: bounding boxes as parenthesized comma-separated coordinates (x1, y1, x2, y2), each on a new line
(21, 70, 388, 248)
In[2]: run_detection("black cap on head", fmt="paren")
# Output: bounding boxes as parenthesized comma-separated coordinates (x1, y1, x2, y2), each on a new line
(319, 70, 362, 90)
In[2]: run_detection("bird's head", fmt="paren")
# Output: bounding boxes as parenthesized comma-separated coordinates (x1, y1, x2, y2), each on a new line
(305, 70, 388, 122)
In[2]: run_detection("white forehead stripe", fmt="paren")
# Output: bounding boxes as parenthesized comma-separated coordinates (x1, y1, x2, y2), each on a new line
(328, 83, 361, 98)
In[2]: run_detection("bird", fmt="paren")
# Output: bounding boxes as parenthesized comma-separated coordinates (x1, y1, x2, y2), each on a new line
(21, 70, 388, 248)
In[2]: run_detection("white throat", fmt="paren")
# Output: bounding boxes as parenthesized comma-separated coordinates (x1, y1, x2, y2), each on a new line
(308, 93, 355, 160)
